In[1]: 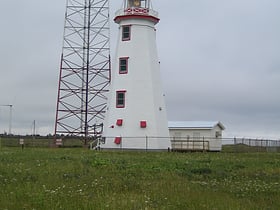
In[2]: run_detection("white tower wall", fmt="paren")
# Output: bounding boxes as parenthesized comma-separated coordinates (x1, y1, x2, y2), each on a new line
(102, 3, 171, 150)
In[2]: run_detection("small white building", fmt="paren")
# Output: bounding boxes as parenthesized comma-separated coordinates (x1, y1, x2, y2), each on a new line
(168, 121, 225, 151)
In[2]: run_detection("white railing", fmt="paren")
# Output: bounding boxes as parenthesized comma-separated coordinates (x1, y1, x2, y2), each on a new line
(115, 7, 159, 18)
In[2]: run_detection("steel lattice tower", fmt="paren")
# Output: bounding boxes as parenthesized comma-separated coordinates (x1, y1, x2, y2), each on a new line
(55, 0, 110, 143)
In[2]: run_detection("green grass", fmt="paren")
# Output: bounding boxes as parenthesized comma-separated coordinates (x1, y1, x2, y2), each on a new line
(0, 148, 279, 209)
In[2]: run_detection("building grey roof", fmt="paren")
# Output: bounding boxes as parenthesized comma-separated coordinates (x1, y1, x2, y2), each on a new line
(168, 121, 225, 130)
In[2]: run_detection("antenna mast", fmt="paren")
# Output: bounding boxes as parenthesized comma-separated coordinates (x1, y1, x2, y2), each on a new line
(54, 0, 111, 145)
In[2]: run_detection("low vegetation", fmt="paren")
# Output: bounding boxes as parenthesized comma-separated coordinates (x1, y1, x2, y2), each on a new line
(0, 147, 279, 209)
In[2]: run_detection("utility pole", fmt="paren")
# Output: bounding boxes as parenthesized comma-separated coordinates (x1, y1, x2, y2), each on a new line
(32, 120, 36, 138)
(0, 104, 13, 135)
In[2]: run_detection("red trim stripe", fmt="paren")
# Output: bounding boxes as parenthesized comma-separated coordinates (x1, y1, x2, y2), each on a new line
(114, 14, 160, 24)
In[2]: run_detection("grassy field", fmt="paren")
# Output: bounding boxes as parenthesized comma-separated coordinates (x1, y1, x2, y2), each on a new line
(0, 147, 279, 210)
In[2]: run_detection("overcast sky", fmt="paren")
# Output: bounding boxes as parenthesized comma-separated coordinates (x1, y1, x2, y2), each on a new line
(0, 0, 279, 139)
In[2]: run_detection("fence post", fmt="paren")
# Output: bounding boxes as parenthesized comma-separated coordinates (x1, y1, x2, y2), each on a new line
(193, 138, 194, 151)
(233, 137, 236, 152)
(266, 140, 269, 152)
(266, 140, 268, 148)
(120, 136, 123, 151)
(146, 136, 148, 151)
(203, 136, 205, 152)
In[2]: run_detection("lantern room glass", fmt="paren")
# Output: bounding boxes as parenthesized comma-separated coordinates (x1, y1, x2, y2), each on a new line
(125, 0, 150, 9)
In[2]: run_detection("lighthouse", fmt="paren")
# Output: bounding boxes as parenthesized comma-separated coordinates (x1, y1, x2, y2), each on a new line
(102, 0, 171, 150)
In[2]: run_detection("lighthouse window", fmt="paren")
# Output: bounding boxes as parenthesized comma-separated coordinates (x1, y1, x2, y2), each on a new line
(122, 25, 131, 41)
(116, 91, 126, 108)
(119, 57, 129, 74)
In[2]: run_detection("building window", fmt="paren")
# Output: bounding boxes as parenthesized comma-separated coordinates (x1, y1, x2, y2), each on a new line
(193, 132, 201, 140)
(116, 90, 126, 108)
(119, 57, 129, 74)
(122, 25, 131, 41)
(174, 132, 182, 141)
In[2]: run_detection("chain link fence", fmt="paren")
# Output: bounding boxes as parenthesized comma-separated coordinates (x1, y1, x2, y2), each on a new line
(0, 135, 280, 152)
(222, 137, 280, 153)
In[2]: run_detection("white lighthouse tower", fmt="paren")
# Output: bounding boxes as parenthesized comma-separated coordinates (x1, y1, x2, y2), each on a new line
(102, 0, 170, 150)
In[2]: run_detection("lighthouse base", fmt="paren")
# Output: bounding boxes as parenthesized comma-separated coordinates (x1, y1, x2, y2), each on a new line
(101, 136, 171, 151)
